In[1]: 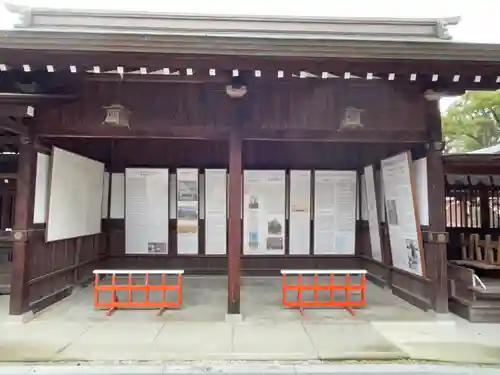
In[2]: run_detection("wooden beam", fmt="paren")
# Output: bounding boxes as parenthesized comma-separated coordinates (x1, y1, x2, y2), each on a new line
(38, 126, 229, 140)
(0, 173, 17, 179)
(0, 117, 29, 137)
(242, 129, 427, 143)
(9, 141, 37, 315)
(37, 127, 427, 143)
(227, 127, 242, 315)
(0, 104, 34, 118)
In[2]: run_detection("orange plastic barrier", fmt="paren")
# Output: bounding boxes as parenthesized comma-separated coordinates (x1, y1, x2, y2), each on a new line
(281, 269, 367, 316)
(93, 269, 184, 316)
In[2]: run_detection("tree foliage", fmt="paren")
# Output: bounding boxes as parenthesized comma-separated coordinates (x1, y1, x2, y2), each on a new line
(442, 90, 500, 153)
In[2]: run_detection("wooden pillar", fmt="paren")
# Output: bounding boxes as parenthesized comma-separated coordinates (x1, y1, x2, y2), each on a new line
(425, 99, 449, 314)
(479, 187, 490, 230)
(227, 127, 242, 314)
(9, 140, 37, 315)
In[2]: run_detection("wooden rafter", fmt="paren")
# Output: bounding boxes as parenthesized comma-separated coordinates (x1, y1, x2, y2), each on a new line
(0, 117, 29, 137)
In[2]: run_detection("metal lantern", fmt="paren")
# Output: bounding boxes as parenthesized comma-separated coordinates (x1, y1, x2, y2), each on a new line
(339, 106, 364, 131)
(103, 104, 131, 128)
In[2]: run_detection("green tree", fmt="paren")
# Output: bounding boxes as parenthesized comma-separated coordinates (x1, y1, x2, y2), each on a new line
(442, 90, 500, 153)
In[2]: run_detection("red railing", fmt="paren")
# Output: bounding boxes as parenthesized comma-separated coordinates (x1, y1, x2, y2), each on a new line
(93, 269, 184, 316)
(281, 269, 367, 316)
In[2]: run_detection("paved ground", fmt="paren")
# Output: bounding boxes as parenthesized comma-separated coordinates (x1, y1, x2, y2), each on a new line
(0, 363, 500, 375)
(0, 277, 500, 364)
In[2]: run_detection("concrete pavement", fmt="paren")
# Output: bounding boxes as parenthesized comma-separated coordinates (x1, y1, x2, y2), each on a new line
(2, 278, 500, 365)
(2, 318, 500, 364)
(0, 363, 500, 375)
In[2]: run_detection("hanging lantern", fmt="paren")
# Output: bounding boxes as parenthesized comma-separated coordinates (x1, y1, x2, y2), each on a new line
(103, 104, 131, 128)
(339, 106, 364, 131)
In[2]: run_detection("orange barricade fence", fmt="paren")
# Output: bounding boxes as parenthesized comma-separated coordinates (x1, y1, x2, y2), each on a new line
(281, 269, 367, 316)
(93, 269, 184, 316)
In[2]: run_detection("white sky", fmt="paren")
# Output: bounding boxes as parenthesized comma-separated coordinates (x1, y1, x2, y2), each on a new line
(0, 0, 499, 112)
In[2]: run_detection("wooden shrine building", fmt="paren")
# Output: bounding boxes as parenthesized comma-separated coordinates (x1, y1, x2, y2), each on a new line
(443, 154, 500, 321)
(0, 4, 500, 319)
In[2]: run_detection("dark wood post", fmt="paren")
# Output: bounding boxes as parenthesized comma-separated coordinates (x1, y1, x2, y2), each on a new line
(9, 140, 37, 315)
(425, 99, 449, 314)
(227, 127, 242, 314)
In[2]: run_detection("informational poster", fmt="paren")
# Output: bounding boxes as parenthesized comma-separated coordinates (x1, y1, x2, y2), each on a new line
(101, 172, 110, 219)
(381, 152, 425, 276)
(169, 173, 177, 219)
(243, 170, 286, 255)
(289, 170, 311, 255)
(177, 168, 199, 255)
(364, 165, 383, 262)
(375, 170, 385, 222)
(360, 174, 368, 220)
(199, 173, 205, 220)
(205, 169, 227, 255)
(125, 168, 169, 254)
(413, 157, 429, 226)
(314, 171, 357, 255)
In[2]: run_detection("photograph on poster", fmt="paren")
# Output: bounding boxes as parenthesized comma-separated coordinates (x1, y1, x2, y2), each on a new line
(178, 181, 198, 201)
(177, 205, 198, 220)
(267, 237, 283, 250)
(249, 196, 259, 209)
(148, 242, 167, 253)
(248, 231, 259, 249)
(266, 217, 284, 250)
(268, 218, 283, 235)
(386, 199, 399, 225)
(178, 221, 198, 234)
(406, 239, 421, 271)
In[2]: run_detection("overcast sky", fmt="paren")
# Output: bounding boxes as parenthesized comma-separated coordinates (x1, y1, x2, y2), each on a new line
(0, 0, 499, 110)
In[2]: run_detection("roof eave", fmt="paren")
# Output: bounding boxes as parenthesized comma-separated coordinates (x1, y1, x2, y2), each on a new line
(0, 30, 499, 62)
(4, 2, 460, 41)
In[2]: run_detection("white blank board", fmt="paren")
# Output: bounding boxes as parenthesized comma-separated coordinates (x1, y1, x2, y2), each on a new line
(412, 157, 429, 226)
(364, 165, 383, 262)
(101, 172, 110, 219)
(110, 173, 125, 219)
(33, 152, 50, 224)
(46, 147, 104, 242)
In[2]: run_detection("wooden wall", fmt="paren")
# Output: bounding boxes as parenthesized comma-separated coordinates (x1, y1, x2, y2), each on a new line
(103, 140, 377, 273)
(28, 229, 105, 312)
(357, 220, 433, 310)
(37, 79, 427, 137)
